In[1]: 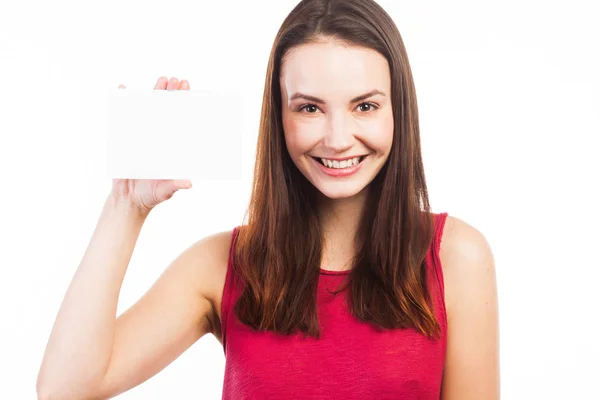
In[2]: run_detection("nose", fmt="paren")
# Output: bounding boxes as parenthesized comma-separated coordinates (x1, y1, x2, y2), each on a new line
(323, 110, 354, 152)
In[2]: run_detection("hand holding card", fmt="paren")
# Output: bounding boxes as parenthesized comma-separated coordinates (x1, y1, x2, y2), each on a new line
(108, 77, 196, 214)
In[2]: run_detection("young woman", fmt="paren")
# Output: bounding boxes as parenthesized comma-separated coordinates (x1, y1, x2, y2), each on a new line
(37, 0, 499, 399)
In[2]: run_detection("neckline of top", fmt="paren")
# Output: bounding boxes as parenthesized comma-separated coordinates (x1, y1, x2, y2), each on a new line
(319, 268, 351, 275)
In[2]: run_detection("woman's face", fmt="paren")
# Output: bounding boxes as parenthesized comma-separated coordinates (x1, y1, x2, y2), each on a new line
(280, 38, 394, 200)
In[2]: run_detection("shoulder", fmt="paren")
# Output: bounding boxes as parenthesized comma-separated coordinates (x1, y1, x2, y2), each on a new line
(439, 215, 496, 316)
(190, 229, 236, 306)
(439, 215, 492, 261)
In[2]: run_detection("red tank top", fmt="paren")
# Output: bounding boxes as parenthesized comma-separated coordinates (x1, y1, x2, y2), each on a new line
(220, 212, 448, 399)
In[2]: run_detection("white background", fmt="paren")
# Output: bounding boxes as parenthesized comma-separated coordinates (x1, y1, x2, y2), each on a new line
(1, 0, 599, 399)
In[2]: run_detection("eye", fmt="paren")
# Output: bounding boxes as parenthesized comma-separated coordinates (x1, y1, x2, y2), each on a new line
(357, 102, 378, 112)
(297, 104, 320, 113)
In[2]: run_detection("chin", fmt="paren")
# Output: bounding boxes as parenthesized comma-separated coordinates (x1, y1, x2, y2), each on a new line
(312, 181, 370, 201)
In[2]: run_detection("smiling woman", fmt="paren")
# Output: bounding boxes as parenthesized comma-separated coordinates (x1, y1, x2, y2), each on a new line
(229, 0, 499, 398)
(36, 0, 499, 399)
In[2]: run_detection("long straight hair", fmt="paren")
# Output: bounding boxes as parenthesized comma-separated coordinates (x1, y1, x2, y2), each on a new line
(233, 0, 440, 339)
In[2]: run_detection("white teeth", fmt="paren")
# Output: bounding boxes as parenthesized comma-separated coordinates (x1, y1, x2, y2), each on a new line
(319, 156, 362, 169)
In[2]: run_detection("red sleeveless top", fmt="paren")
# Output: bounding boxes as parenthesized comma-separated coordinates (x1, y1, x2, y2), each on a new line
(220, 212, 448, 399)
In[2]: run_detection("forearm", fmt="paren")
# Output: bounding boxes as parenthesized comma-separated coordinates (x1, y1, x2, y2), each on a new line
(37, 195, 149, 398)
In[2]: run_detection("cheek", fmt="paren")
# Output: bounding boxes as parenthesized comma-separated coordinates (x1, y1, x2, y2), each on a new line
(282, 111, 300, 156)
(363, 113, 394, 152)
(376, 112, 394, 151)
(283, 117, 322, 156)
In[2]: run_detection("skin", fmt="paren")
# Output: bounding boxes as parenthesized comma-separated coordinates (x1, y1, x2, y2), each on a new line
(37, 43, 499, 399)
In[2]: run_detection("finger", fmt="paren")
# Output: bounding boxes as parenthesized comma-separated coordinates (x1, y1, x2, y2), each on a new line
(118, 84, 126, 89)
(167, 77, 179, 91)
(179, 80, 190, 90)
(173, 180, 192, 190)
(154, 76, 168, 90)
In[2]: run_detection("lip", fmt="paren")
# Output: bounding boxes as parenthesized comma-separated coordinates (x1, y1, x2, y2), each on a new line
(312, 155, 367, 161)
(312, 155, 366, 177)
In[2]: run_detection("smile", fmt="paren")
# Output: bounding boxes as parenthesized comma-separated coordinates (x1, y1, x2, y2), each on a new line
(313, 155, 366, 169)
(311, 155, 367, 177)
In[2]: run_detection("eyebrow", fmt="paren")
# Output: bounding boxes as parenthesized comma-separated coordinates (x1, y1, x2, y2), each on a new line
(289, 89, 386, 104)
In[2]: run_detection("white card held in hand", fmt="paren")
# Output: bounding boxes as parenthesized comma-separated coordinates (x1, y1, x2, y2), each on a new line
(107, 88, 243, 181)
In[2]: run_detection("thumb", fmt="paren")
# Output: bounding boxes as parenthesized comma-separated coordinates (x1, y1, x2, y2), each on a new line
(153, 180, 191, 202)
(173, 180, 192, 190)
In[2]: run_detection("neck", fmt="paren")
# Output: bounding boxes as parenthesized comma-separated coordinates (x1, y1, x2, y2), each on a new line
(316, 186, 369, 270)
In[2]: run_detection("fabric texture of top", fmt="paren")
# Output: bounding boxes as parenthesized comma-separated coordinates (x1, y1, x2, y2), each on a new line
(220, 212, 449, 399)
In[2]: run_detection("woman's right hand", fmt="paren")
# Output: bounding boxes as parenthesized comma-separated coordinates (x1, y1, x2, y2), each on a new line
(110, 77, 193, 214)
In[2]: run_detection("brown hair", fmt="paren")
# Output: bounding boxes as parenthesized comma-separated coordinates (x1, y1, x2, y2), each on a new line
(233, 0, 440, 339)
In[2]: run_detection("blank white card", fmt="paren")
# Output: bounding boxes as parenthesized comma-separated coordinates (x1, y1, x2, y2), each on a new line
(107, 88, 243, 181)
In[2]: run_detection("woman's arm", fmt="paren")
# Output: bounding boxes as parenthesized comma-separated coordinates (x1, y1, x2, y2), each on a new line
(440, 216, 500, 399)
(36, 194, 231, 399)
